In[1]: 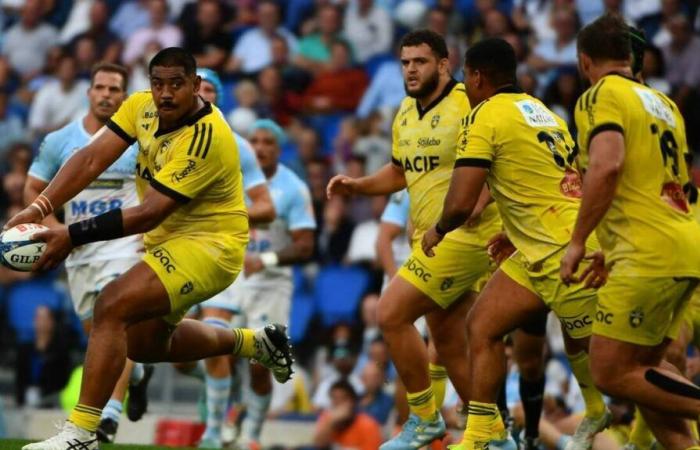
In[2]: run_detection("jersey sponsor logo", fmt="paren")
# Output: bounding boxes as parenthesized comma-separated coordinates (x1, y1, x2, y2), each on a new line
(87, 179, 124, 190)
(559, 313, 593, 331)
(516, 100, 558, 127)
(403, 257, 431, 282)
(560, 169, 583, 198)
(633, 87, 676, 128)
(661, 182, 690, 213)
(151, 247, 176, 273)
(171, 159, 197, 183)
(431, 114, 440, 129)
(136, 162, 153, 180)
(629, 307, 644, 328)
(70, 198, 123, 217)
(596, 310, 613, 325)
(143, 111, 158, 119)
(398, 139, 411, 147)
(417, 137, 441, 148)
(401, 155, 440, 173)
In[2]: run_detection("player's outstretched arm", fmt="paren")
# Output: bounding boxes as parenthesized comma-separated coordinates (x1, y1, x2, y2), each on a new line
(246, 183, 276, 225)
(326, 163, 406, 199)
(422, 166, 488, 256)
(561, 130, 624, 284)
(6, 128, 129, 229)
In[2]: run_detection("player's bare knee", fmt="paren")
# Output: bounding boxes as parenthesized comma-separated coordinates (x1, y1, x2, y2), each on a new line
(377, 302, 403, 332)
(589, 354, 623, 395)
(665, 344, 687, 373)
(93, 280, 130, 324)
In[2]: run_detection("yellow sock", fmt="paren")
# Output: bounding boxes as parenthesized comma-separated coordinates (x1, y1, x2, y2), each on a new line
(463, 401, 506, 443)
(568, 351, 606, 418)
(68, 404, 102, 432)
(429, 363, 448, 409)
(406, 386, 437, 421)
(628, 408, 654, 448)
(232, 328, 256, 358)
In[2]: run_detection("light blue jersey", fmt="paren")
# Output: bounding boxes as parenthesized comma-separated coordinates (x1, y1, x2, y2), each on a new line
(381, 189, 409, 228)
(246, 163, 316, 283)
(28, 119, 142, 266)
(236, 132, 266, 192)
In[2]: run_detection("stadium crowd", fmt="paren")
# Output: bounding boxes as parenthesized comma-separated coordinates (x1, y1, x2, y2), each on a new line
(0, 0, 700, 447)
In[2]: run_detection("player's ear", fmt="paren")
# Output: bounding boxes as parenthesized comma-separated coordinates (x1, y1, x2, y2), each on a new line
(193, 75, 201, 93)
(438, 57, 449, 75)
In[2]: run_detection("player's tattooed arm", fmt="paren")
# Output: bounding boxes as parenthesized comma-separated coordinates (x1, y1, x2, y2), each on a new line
(561, 130, 624, 284)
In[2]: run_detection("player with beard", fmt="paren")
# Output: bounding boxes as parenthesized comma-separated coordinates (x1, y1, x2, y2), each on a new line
(24, 63, 151, 443)
(327, 30, 501, 449)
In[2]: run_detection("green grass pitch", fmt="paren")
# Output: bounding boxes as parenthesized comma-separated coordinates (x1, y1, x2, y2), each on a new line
(0, 440, 194, 449)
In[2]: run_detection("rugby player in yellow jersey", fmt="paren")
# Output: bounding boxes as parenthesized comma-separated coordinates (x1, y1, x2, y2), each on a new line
(7, 48, 294, 450)
(561, 14, 700, 450)
(327, 30, 502, 449)
(422, 38, 609, 450)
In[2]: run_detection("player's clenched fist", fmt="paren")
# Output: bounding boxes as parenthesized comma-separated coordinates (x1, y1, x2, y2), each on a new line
(326, 174, 359, 199)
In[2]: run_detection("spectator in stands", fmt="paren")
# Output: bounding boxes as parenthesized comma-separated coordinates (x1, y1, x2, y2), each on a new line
(229, 0, 298, 74)
(313, 379, 383, 450)
(527, 6, 580, 92)
(227, 80, 262, 134)
(4, 142, 32, 175)
(122, 0, 182, 66)
(182, 0, 232, 71)
(353, 112, 391, 174)
(127, 41, 162, 92)
(258, 65, 302, 126)
(355, 53, 403, 120)
(663, 14, 700, 105)
(1, 0, 59, 80)
(313, 343, 364, 410)
(343, 0, 394, 64)
(642, 45, 671, 94)
(359, 362, 394, 424)
(302, 40, 369, 114)
(72, 36, 99, 79)
(0, 90, 27, 154)
(316, 196, 355, 265)
(109, 0, 151, 41)
(295, 4, 343, 74)
(3, 171, 25, 213)
(543, 67, 583, 128)
(651, 0, 685, 48)
(69, 0, 121, 64)
(285, 125, 320, 178)
(270, 34, 312, 93)
(28, 53, 89, 138)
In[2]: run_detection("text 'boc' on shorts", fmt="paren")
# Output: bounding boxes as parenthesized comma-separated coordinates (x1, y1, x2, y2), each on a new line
(397, 237, 491, 309)
(500, 245, 598, 340)
(143, 235, 245, 325)
(595, 275, 699, 346)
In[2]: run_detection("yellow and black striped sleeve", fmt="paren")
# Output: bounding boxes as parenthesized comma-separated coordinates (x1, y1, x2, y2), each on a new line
(152, 121, 224, 203)
(454, 101, 494, 169)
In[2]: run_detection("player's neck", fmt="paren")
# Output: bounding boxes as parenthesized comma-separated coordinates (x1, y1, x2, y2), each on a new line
(590, 62, 632, 85)
(263, 163, 277, 179)
(83, 113, 105, 135)
(416, 75, 451, 110)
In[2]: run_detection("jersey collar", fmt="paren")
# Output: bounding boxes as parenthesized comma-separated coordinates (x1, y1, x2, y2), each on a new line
(494, 84, 523, 95)
(602, 71, 639, 83)
(416, 78, 458, 120)
(154, 99, 213, 137)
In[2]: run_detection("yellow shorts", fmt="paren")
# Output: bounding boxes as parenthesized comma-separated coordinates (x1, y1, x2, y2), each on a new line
(144, 236, 245, 325)
(397, 238, 491, 309)
(500, 246, 597, 340)
(595, 275, 699, 346)
(682, 287, 700, 347)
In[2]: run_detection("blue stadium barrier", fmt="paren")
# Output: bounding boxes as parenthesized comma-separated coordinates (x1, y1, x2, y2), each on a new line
(289, 291, 314, 344)
(7, 279, 65, 344)
(314, 265, 370, 327)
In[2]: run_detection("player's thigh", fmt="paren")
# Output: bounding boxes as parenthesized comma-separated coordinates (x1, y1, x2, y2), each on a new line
(143, 236, 243, 326)
(589, 333, 670, 383)
(467, 264, 548, 342)
(397, 239, 491, 310)
(378, 275, 439, 328)
(425, 291, 475, 349)
(594, 276, 699, 347)
(126, 316, 175, 362)
(95, 261, 172, 325)
(244, 283, 293, 330)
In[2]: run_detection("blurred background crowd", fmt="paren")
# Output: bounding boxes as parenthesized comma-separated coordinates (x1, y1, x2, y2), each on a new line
(0, 0, 699, 446)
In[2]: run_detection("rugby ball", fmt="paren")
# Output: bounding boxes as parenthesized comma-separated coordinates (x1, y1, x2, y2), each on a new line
(0, 223, 48, 271)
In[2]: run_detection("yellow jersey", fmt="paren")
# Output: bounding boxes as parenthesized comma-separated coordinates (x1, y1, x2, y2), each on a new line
(576, 74, 700, 277)
(391, 79, 501, 246)
(107, 91, 249, 248)
(455, 86, 583, 264)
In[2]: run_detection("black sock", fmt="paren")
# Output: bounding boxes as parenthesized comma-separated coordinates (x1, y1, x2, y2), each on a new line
(519, 376, 545, 440)
(497, 379, 510, 426)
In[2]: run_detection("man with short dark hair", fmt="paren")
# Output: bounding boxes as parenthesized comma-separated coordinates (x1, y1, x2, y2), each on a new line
(422, 37, 609, 450)
(328, 30, 502, 449)
(12, 47, 294, 450)
(562, 13, 700, 450)
(25, 62, 151, 444)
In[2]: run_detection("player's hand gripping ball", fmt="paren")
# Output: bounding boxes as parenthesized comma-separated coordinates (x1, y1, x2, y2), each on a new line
(0, 223, 48, 271)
